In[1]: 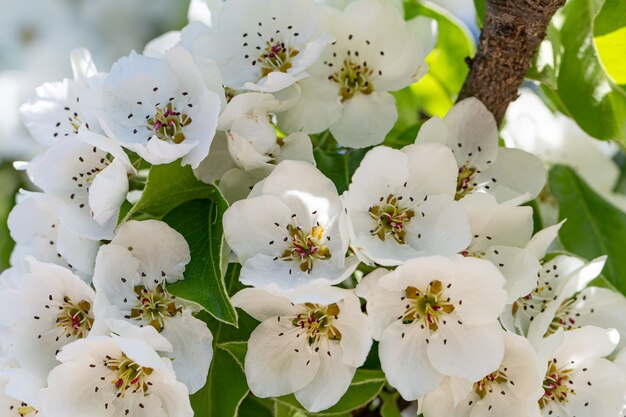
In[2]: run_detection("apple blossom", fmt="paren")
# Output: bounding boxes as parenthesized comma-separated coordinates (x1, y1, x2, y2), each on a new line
(223, 160, 357, 303)
(344, 144, 471, 266)
(92, 220, 212, 394)
(357, 256, 507, 400)
(232, 288, 371, 412)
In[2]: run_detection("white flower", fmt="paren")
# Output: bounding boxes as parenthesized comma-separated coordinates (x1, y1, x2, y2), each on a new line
(343, 145, 471, 266)
(0, 258, 95, 382)
(180, 0, 332, 93)
(223, 160, 357, 303)
(40, 335, 193, 417)
(460, 192, 544, 303)
(195, 91, 313, 196)
(19, 48, 102, 148)
(232, 288, 372, 412)
(0, 369, 46, 417)
(97, 47, 223, 168)
(417, 97, 546, 203)
(26, 129, 134, 240)
(534, 326, 626, 417)
(357, 256, 507, 400)
(278, 0, 435, 148)
(503, 89, 626, 215)
(507, 255, 606, 342)
(422, 332, 543, 417)
(7, 192, 99, 277)
(92, 220, 213, 394)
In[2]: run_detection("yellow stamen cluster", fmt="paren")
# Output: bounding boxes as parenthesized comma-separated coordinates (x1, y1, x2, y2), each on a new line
(147, 103, 192, 144)
(292, 303, 342, 346)
(130, 284, 181, 333)
(539, 360, 575, 408)
(56, 296, 93, 339)
(369, 194, 415, 244)
(329, 59, 373, 102)
(105, 353, 153, 397)
(259, 41, 299, 77)
(474, 369, 509, 398)
(281, 224, 331, 273)
(402, 280, 455, 332)
(456, 165, 477, 200)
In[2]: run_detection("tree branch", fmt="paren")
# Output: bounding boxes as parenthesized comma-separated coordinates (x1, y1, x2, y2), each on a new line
(458, 0, 566, 124)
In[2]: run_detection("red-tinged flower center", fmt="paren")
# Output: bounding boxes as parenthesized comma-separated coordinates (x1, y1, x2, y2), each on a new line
(402, 280, 455, 332)
(56, 296, 93, 339)
(292, 303, 342, 346)
(281, 224, 331, 273)
(539, 360, 575, 408)
(105, 353, 153, 397)
(369, 194, 414, 244)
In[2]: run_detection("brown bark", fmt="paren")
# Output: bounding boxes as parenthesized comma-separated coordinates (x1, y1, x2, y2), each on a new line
(458, 0, 566, 124)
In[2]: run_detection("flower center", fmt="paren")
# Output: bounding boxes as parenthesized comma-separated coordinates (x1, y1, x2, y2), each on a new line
(259, 41, 299, 77)
(281, 224, 332, 273)
(547, 297, 578, 335)
(17, 404, 37, 416)
(105, 353, 153, 397)
(56, 297, 93, 339)
(474, 369, 509, 399)
(402, 280, 455, 332)
(539, 360, 575, 408)
(130, 284, 181, 333)
(147, 103, 192, 144)
(456, 165, 477, 200)
(292, 303, 342, 346)
(329, 59, 373, 102)
(369, 194, 415, 244)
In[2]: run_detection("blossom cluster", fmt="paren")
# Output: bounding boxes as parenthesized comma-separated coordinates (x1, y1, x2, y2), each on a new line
(3, 0, 626, 416)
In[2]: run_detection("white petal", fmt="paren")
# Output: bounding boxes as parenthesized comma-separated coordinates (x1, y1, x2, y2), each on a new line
(402, 142, 458, 197)
(334, 293, 373, 368)
(112, 220, 191, 281)
(379, 320, 443, 400)
(245, 319, 320, 397)
(89, 159, 129, 225)
(330, 92, 397, 148)
(161, 311, 213, 394)
(277, 132, 315, 165)
(483, 246, 541, 303)
(476, 148, 546, 203)
(231, 288, 303, 321)
(223, 195, 292, 262)
(427, 321, 505, 381)
(277, 77, 342, 134)
(294, 340, 355, 412)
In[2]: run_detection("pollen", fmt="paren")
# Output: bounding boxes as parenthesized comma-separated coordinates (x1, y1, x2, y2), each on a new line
(147, 103, 192, 144)
(402, 280, 455, 332)
(130, 284, 181, 333)
(281, 224, 332, 273)
(105, 353, 154, 397)
(292, 303, 342, 346)
(56, 296, 94, 339)
(369, 194, 414, 244)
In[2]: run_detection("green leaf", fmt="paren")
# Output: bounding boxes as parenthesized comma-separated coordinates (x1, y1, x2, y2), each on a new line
(238, 396, 274, 417)
(313, 148, 369, 194)
(123, 161, 223, 222)
(191, 343, 249, 417)
(554, 0, 626, 143)
(0, 164, 20, 271)
(474, 0, 486, 27)
(379, 391, 402, 417)
(594, 0, 626, 86)
(405, 2, 475, 97)
(275, 369, 386, 416)
(549, 165, 626, 295)
(189, 265, 256, 417)
(163, 198, 237, 325)
(217, 341, 247, 365)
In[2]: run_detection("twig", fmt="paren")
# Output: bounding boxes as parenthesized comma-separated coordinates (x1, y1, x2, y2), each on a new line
(458, 0, 566, 124)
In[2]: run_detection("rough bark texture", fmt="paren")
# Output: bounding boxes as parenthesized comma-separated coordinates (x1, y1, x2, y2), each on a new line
(458, 0, 566, 124)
